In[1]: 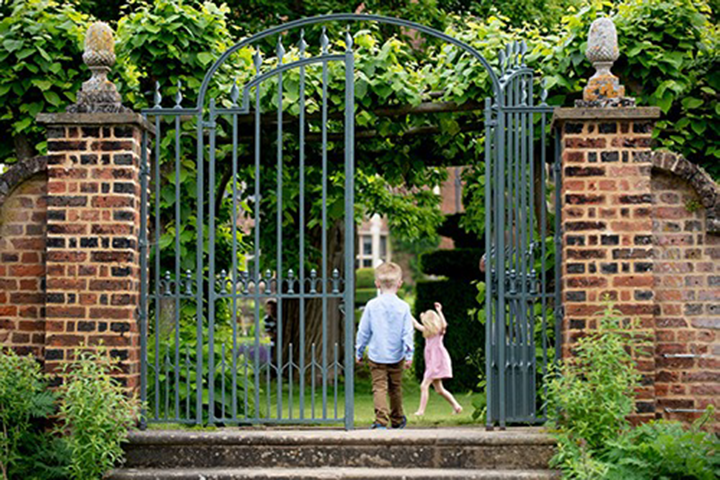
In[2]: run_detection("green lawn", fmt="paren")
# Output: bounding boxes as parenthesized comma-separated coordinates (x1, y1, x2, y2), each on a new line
(149, 371, 484, 429)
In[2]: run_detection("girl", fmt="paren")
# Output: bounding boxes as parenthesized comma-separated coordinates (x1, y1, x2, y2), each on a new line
(412, 302, 463, 416)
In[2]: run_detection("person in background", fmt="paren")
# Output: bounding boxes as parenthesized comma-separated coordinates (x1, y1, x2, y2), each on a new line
(412, 302, 463, 416)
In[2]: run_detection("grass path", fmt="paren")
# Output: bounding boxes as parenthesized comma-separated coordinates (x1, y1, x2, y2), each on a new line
(150, 372, 484, 429)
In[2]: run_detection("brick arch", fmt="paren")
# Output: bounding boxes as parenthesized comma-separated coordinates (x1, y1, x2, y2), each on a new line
(0, 156, 49, 357)
(651, 150, 720, 234)
(0, 155, 48, 208)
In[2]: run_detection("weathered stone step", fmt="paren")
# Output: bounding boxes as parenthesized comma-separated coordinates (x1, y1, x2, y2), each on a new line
(123, 428, 555, 471)
(109, 467, 560, 480)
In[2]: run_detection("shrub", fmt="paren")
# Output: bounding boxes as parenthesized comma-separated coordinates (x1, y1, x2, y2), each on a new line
(419, 248, 483, 279)
(356, 287, 378, 307)
(545, 304, 641, 454)
(0, 351, 55, 480)
(544, 303, 719, 479)
(602, 410, 719, 480)
(356, 268, 376, 289)
(58, 350, 140, 480)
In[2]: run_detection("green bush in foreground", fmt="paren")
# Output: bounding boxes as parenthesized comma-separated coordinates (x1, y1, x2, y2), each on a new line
(0, 351, 55, 480)
(58, 351, 140, 480)
(545, 304, 719, 479)
(0, 349, 139, 480)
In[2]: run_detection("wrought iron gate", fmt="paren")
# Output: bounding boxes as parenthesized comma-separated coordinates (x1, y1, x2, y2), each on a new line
(483, 49, 561, 429)
(138, 14, 561, 429)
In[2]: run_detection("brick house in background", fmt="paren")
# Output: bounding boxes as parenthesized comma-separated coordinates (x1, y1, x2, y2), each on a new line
(357, 166, 466, 270)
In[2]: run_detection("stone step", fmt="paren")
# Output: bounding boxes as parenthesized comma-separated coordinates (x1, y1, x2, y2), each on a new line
(123, 428, 555, 471)
(109, 467, 560, 480)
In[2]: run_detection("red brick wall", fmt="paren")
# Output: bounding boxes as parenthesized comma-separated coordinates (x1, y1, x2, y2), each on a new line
(42, 121, 144, 390)
(652, 169, 719, 423)
(558, 114, 658, 421)
(0, 170, 47, 357)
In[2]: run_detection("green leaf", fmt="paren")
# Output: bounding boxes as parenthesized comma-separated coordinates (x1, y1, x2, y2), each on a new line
(2, 39, 24, 52)
(197, 52, 213, 66)
(32, 79, 53, 91)
(43, 90, 61, 106)
(681, 97, 703, 110)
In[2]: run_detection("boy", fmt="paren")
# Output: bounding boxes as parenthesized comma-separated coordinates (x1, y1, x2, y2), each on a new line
(355, 262, 414, 429)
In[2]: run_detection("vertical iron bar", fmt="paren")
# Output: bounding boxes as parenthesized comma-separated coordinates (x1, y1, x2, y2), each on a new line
(321, 43, 329, 420)
(289, 343, 293, 419)
(139, 125, 149, 429)
(243, 348, 249, 419)
(174, 115, 182, 420)
(519, 80, 529, 419)
(253, 77, 262, 421)
(344, 33, 356, 430)
(540, 111, 548, 417)
(496, 99, 507, 429)
(195, 109, 205, 424)
(311, 343, 316, 419)
(334, 342, 339, 419)
(298, 32, 307, 421)
(553, 128, 563, 363)
(164, 352, 170, 419)
(527, 78, 536, 418)
(231, 106, 239, 421)
(276, 49, 284, 420)
(207, 99, 217, 425)
(153, 115, 161, 421)
(483, 98, 493, 429)
(186, 346, 191, 420)
(511, 78, 520, 422)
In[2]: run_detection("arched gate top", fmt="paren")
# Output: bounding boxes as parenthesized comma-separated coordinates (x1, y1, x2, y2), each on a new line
(196, 13, 503, 110)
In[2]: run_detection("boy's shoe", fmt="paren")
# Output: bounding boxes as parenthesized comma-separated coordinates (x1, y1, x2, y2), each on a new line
(370, 422, 387, 429)
(391, 416, 407, 429)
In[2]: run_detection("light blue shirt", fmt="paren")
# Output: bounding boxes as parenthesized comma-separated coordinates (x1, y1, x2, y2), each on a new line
(355, 293, 414, 364)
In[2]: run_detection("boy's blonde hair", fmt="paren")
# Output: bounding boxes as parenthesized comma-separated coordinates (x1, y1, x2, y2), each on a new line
(374, 262, 402, 291)
(420, 310, 443, 338)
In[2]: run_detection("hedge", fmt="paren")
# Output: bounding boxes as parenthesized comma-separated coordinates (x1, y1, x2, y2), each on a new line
(419, 248, 483, 279)
(413, 279, 484, 391)
(356, 268, 375, 289)
(356, 287, 377, 306)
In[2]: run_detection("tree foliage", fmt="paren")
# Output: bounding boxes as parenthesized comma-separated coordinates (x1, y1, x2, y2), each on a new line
(0, 0, 90, 163)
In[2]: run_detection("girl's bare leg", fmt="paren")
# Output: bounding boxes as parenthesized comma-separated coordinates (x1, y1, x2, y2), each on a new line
(414, 378, 433, 416)
(432, 380, 463, 414)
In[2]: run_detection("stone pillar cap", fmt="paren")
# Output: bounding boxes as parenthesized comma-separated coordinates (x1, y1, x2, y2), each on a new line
(577, 15, 635, 108)
(67, 22, 130, 114)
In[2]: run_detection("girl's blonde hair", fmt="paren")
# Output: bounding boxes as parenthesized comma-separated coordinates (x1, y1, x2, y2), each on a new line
(420, 310, 443, 338)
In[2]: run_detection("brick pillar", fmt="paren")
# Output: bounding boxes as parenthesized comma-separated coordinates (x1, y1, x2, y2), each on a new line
(36, 112, 152, 390)
(553, 107, 661, 421)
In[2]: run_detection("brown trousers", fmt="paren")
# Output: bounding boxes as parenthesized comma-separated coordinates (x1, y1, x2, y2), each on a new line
(369, 360, 404, 427)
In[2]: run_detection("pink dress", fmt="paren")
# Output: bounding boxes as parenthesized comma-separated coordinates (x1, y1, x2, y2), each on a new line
(423, 333, 453, 381)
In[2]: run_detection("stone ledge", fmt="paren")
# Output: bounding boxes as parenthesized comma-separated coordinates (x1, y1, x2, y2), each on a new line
(651, 150, 720, 234)
(552, 106, 661, 125)
(126, 427, 555, 446)
(0, 155, 48, 208)
(37, 112, 155, 134)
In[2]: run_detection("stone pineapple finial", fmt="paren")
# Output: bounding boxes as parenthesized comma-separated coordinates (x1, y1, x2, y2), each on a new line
(67, 21, 129, 113)
(578, 15, 635, 107)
